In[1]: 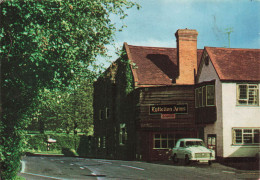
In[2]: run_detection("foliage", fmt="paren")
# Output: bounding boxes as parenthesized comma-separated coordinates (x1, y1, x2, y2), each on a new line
(0, 0, 139, 179)
(26, 79, 94, 135)
(62, 148, 78, 157)
(25, 133, 91, 157)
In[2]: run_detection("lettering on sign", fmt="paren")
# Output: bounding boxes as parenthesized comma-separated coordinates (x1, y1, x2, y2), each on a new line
(161, 114, 176, 119)
(150, 104, 188, 114)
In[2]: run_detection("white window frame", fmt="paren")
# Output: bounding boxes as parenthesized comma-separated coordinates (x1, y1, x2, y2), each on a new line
(232, 128, 260, 145)
(103, 136, 106, 148)
(106, 108, 110, 119)
(237, 84, 259, 106)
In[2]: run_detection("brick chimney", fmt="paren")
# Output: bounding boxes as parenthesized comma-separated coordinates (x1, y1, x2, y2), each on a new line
(175, 29, 198, 85)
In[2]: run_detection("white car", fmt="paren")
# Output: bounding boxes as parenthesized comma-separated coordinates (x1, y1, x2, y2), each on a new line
(171, 138, 215, 165)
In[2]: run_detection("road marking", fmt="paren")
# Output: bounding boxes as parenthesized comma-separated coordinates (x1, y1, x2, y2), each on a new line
(222, 171, 235, 174)
(21, 172, 63, 180)
(98, 160, 112, 164)
(121, 165, 145, 171)
(80, 167, 85, 169)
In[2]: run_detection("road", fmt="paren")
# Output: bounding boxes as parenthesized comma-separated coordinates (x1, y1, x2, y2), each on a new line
(19, 156, 259, 180)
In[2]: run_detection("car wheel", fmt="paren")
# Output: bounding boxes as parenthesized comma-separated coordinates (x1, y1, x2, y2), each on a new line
(208, 160, 212, 166)
(172, 154, 178, 163)
(184, 155, 190, 165)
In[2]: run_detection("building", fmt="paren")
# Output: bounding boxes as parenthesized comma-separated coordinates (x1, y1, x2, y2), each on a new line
(195, 47, 260, 159)
(93, 29, 204, 161)
(93, 29, 260, 161)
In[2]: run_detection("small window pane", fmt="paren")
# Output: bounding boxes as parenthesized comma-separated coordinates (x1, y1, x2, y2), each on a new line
(202, 86, 206, 106)
(235, 129, 242, 144)
(254, 130, 260, 143)
(162, 140, 167, 148)
(155, 140, 160, 148)
(155, 134, 160, 139)
(168, 140, 175, 148)
(207, 85, 215, 106)
(161, 134, 167, 139)
(198, 88, 203, 107)
(239, 85, 247, 99)
(168, 134, 174, 139)
(243, 134, 253, 144)
(243, 129, 252, 133)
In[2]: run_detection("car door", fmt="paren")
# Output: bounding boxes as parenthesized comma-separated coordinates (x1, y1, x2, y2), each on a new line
(178, 141, 185, 159)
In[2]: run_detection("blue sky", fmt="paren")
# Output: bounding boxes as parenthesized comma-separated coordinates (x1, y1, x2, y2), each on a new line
(100, 0, 260, 66)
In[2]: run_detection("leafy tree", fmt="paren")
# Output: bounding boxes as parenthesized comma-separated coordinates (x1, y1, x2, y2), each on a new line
(27, 79, 94, 135)
(0, 0, 139, 178)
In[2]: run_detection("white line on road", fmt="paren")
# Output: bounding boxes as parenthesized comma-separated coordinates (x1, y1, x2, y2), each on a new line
(121, 164, 145, 171)
(222, 170, 235, 174)
(98, 160, 112, 164)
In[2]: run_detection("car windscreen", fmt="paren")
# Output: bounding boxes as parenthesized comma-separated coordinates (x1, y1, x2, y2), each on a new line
(185, 141, 205, 147)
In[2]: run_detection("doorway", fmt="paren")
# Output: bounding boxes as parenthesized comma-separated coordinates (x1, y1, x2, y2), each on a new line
(207, 134, 217, 156)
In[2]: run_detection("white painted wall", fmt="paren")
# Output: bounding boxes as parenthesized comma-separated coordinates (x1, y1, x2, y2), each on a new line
(198, 54, 260, 158)
(197, 57, 224, 157)
(222, 83, 260, 157)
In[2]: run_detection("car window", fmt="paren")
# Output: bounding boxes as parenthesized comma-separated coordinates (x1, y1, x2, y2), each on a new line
(180, 141, 184, 147)
(186, 141, 205, 147)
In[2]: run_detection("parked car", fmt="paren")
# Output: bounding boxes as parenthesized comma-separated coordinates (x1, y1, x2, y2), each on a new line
(171, 138, 215, 165)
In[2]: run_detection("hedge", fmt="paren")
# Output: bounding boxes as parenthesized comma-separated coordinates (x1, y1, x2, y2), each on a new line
(26, 134, 93, 157)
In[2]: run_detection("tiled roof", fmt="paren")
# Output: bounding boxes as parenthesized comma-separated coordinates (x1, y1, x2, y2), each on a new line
(124, 43, 203, 87)
(205, 47, 260, 81)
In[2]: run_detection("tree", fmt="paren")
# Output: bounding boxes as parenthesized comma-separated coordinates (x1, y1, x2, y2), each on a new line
(0, 0, 139, 178)
(27, 79, 94, 135)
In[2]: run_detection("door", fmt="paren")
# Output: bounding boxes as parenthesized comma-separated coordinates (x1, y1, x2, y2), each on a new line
(207, 134, 216, 156)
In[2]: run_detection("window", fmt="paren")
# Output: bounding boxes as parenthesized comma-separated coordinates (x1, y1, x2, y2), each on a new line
(97, 137, 101, 148)
(195, 85, 215, 108)
(119, 124, 127, 145)
(198, 88, 203, 107)
(180, 141, 184, 148)
(195, 88, 199, 108)
(202, 86, 206, 106)
(153, 134, 175, 149)
(103, 136, 106, 148)
(237, 84, 259, 105)
(99, 110, 104, 120)
(232, 128, 260, 145)
(106, 108, 110, 119)
(206, 85, 215, 106)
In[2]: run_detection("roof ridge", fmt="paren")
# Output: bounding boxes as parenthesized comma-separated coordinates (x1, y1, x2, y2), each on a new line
(205, 46, 260, 51)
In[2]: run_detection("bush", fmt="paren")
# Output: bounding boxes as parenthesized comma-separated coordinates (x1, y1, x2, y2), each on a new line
(61, 148, 78, 157)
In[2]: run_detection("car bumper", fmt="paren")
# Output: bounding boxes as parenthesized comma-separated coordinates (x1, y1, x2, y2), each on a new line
(190, 157, 215, 161)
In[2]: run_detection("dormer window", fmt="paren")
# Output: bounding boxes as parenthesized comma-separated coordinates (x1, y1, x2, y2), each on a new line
(237, 84, 259, 106)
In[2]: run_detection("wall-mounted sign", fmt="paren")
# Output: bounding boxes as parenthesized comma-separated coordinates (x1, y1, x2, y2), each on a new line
(150, 104, 188, 114)
(161, 114, 176, 119)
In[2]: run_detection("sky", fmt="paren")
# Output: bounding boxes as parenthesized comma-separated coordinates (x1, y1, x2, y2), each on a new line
(99, 0, 260, 67)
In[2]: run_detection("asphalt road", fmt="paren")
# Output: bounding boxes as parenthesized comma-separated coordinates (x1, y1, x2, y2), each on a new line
(19, 156, 259, 180)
